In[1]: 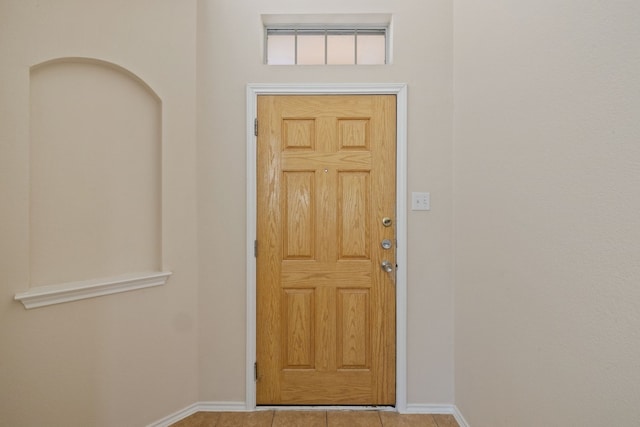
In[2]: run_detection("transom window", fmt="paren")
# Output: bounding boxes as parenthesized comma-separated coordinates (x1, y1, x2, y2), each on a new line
(265, 26, 388, 65)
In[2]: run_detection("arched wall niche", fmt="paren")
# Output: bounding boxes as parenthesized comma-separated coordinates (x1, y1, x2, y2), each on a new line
(30, 57, 162, 102)
(16, 57, 171, 309)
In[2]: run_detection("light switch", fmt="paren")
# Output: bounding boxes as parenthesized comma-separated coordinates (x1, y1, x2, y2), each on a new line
(411, 192, 430, 211)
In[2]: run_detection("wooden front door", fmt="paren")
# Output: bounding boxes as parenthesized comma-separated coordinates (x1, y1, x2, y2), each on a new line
(256, 95, 396, 405)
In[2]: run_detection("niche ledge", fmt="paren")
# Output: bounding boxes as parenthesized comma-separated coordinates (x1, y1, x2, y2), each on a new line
(15, 271, 172, 309)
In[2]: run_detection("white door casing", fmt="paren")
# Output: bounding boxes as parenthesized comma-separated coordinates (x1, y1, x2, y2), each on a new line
(246, 83, 408, 412)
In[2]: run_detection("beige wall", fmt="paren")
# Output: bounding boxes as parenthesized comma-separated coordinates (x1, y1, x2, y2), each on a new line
(453, 1, 640, 426)
(2, 0, 454, 424)
(0, 1, 199, 426)
(9, 0, 635, 425)
(196, 0, 454, 405)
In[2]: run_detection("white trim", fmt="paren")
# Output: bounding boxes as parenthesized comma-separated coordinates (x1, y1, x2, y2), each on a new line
(146, 402, 247, 427)
(405, 404, 471, 427)
(405, 403, 456, 414)
(245, 83, 408, 412)
(146, 402, 200, 427)
(14, 271, 172, 309)
(261, 13, 392, 26)
(198, 401, 249, 412)
(453, 406, 472, 427)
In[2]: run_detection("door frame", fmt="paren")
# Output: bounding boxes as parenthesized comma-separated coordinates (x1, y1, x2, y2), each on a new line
(246, 83, 408, 412)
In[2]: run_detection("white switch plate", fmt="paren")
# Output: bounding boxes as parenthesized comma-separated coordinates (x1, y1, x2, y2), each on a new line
(411, 192, 430, 211)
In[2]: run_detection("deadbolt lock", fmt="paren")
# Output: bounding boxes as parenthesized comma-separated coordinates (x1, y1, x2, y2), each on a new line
(382, 217, 392, 227)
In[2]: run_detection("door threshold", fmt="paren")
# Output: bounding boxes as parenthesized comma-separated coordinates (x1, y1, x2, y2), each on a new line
(255, 405, 397, 412)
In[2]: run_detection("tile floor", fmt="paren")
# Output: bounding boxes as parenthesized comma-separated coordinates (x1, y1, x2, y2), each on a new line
(170, 410, 460, 427)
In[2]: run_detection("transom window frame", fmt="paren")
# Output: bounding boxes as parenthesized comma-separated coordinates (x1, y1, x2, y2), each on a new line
(264, 24, 389, 66)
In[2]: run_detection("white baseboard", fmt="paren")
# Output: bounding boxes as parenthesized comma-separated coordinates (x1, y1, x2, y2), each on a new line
(404, 403, 470, 427)
(147, 402, 247, 427)
(147, 402, 199, 427)
(404, 403, 455, 414)
(452, 405, 471, 427)
(149, 401, 470, 427)
(198, 401, 248, 412)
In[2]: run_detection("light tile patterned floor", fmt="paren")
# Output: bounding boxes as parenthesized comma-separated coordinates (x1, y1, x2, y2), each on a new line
(171, 411, 460, 427)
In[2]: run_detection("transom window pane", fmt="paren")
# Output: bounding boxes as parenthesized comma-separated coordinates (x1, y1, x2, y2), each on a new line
(297, 34, 325, 65)
(356, 34, 386, 65)
(266, 35, 295, 65)
(327, 34, 355, 65)
(265, 27, 387, 65)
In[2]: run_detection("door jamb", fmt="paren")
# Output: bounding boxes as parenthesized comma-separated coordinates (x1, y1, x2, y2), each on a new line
(246, 83, 408, 412)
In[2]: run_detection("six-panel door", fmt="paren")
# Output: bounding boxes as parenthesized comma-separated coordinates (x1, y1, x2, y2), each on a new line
(256, 95, 396, 405)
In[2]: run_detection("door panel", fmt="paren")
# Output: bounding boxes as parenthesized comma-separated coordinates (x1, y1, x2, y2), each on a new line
(338, 172, 370, 259)
(256, 95, 396, 405)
